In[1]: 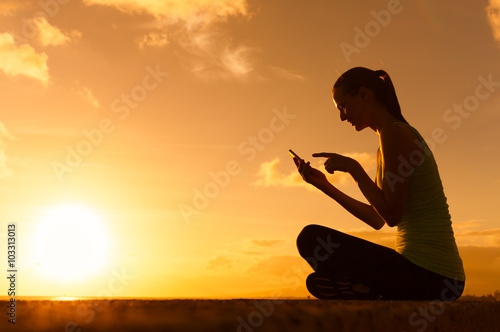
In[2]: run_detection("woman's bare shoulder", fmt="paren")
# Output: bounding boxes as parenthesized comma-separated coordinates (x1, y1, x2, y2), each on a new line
(380, 123, 422, 154)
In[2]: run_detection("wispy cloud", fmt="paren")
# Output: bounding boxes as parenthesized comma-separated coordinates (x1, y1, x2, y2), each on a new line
(84, 0, 257, 81)
(250, 239, 285, 248)
(207, 255, 233, 271)
(253, 157, 308, 189)
(220, 44, 255, 78)
(270, 66, 305, 81)
(0, 121, 16, 178)
(83, 0, 248, 23)
(32, 16, 81, 47)
(247, 255, 304, 277)
(75, 83, 101, 108)
(6, 120, 80, 137)
(0, 33, 49, 84)
(338, 222, 500, 249)
(137, 32, 169, 49)
(0, 0, 31, 16)
(486, 0, 500, 43)
(0, 150, 13, 178)
(254, 153, 376, 189)
(454, 221, 500, 247)
(179, 29, 258, 81)
(453, 220, 484, 232)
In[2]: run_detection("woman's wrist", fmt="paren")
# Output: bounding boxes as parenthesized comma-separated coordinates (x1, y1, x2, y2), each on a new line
(348, 160, 363, 181)
(317, 180, 336, 196)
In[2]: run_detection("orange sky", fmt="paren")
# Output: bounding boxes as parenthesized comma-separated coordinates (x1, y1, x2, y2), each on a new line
(0, 0, 499, 298)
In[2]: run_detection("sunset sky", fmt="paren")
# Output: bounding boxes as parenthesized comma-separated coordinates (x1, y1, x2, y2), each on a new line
(0, 0, 499, 299)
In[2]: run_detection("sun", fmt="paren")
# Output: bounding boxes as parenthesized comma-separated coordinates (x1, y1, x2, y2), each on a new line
(34, 205, 110, 281)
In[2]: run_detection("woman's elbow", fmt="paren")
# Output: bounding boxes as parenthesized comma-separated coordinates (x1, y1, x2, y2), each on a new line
(378, 208, 402, 228)
(384, 215, 401, 228)
(371, 217, 386, 230)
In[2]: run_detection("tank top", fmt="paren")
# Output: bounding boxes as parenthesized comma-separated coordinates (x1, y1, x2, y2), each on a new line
(376, 122, 466, 281)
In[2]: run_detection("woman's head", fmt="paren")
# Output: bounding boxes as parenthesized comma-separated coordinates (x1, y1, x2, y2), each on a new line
(332, 67, 408, 126)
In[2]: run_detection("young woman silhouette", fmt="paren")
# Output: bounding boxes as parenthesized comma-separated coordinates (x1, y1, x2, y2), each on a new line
(293, 67, 465, 300)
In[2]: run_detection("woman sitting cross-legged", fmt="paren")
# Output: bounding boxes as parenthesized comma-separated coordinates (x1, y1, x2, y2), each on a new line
(293, 67, 465, 301)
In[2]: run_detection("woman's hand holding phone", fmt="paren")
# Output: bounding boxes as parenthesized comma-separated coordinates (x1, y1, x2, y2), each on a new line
(289, 149, 329, 189)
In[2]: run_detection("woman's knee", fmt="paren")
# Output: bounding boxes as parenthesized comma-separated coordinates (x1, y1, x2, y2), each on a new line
(296, 224, 321, 254)
(296, 224, 341, 258)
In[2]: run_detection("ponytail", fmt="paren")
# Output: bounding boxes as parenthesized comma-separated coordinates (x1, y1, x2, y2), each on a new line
(334, 67, 408, 124)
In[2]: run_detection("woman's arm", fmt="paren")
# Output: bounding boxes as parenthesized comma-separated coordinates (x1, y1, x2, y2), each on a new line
(299, 125, 422, 228)
(319, 181, 386, 230)
(353, 125, 423, 227)
(350, 159, 403, 227)
(315, 124, 422, 227)
(296, 159, 385, 230)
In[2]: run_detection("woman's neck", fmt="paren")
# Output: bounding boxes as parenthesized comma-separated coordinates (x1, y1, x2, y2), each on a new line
(370, 105, 400, 135)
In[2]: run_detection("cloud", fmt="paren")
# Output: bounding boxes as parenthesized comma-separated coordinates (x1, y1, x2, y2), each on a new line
(0, 121, 17, 178)
(336, 220, 500, 249)
(242, 251, 264, 256)
(179, 30, 258, 81)
(270, 66, 305, 81)
(76, 83, 101, 108)
(254, 153, 376, 189)
(455, 224, 500, 247)
(31, 16, 81, 47)
(207, 255, 233, 271)
(453, 220, 483, 231)
(486, 0, 500, 43)
(6, 121, 80, 137)
(0, 33, 49, 84)
(84, 0, 258, 81)
(253, 157, 309, 189)
(83, 0, 248, 24)
(0, 1, 31, 16)
(137, 32, 169, 49)
(250, 239, 285, 248)
(0, 122, 16, 141)
(219, 44, 255, 78)
(0, 19, 77, 85)
(0, 150, 14, 178)
(332, 222, 500, 249)
(247, 255, 305, 277)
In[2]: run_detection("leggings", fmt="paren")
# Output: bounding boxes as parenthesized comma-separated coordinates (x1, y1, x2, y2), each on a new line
(296, 224, 464, 301)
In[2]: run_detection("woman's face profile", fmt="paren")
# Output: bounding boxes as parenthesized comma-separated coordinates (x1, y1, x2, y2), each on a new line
(333, 88, 366, 131)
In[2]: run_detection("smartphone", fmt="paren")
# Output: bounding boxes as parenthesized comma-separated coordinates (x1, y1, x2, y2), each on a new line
(288, 149, 302, 160)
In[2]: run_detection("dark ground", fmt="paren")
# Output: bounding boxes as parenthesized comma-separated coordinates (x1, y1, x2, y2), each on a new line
(2, 298, 500, 331)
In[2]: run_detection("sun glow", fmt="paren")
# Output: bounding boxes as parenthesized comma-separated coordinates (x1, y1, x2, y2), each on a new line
(34, 205, 110, 281)
(51, 296, 82, 301)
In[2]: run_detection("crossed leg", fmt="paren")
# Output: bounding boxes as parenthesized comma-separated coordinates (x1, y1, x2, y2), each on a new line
(296, 224, 464, 300)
